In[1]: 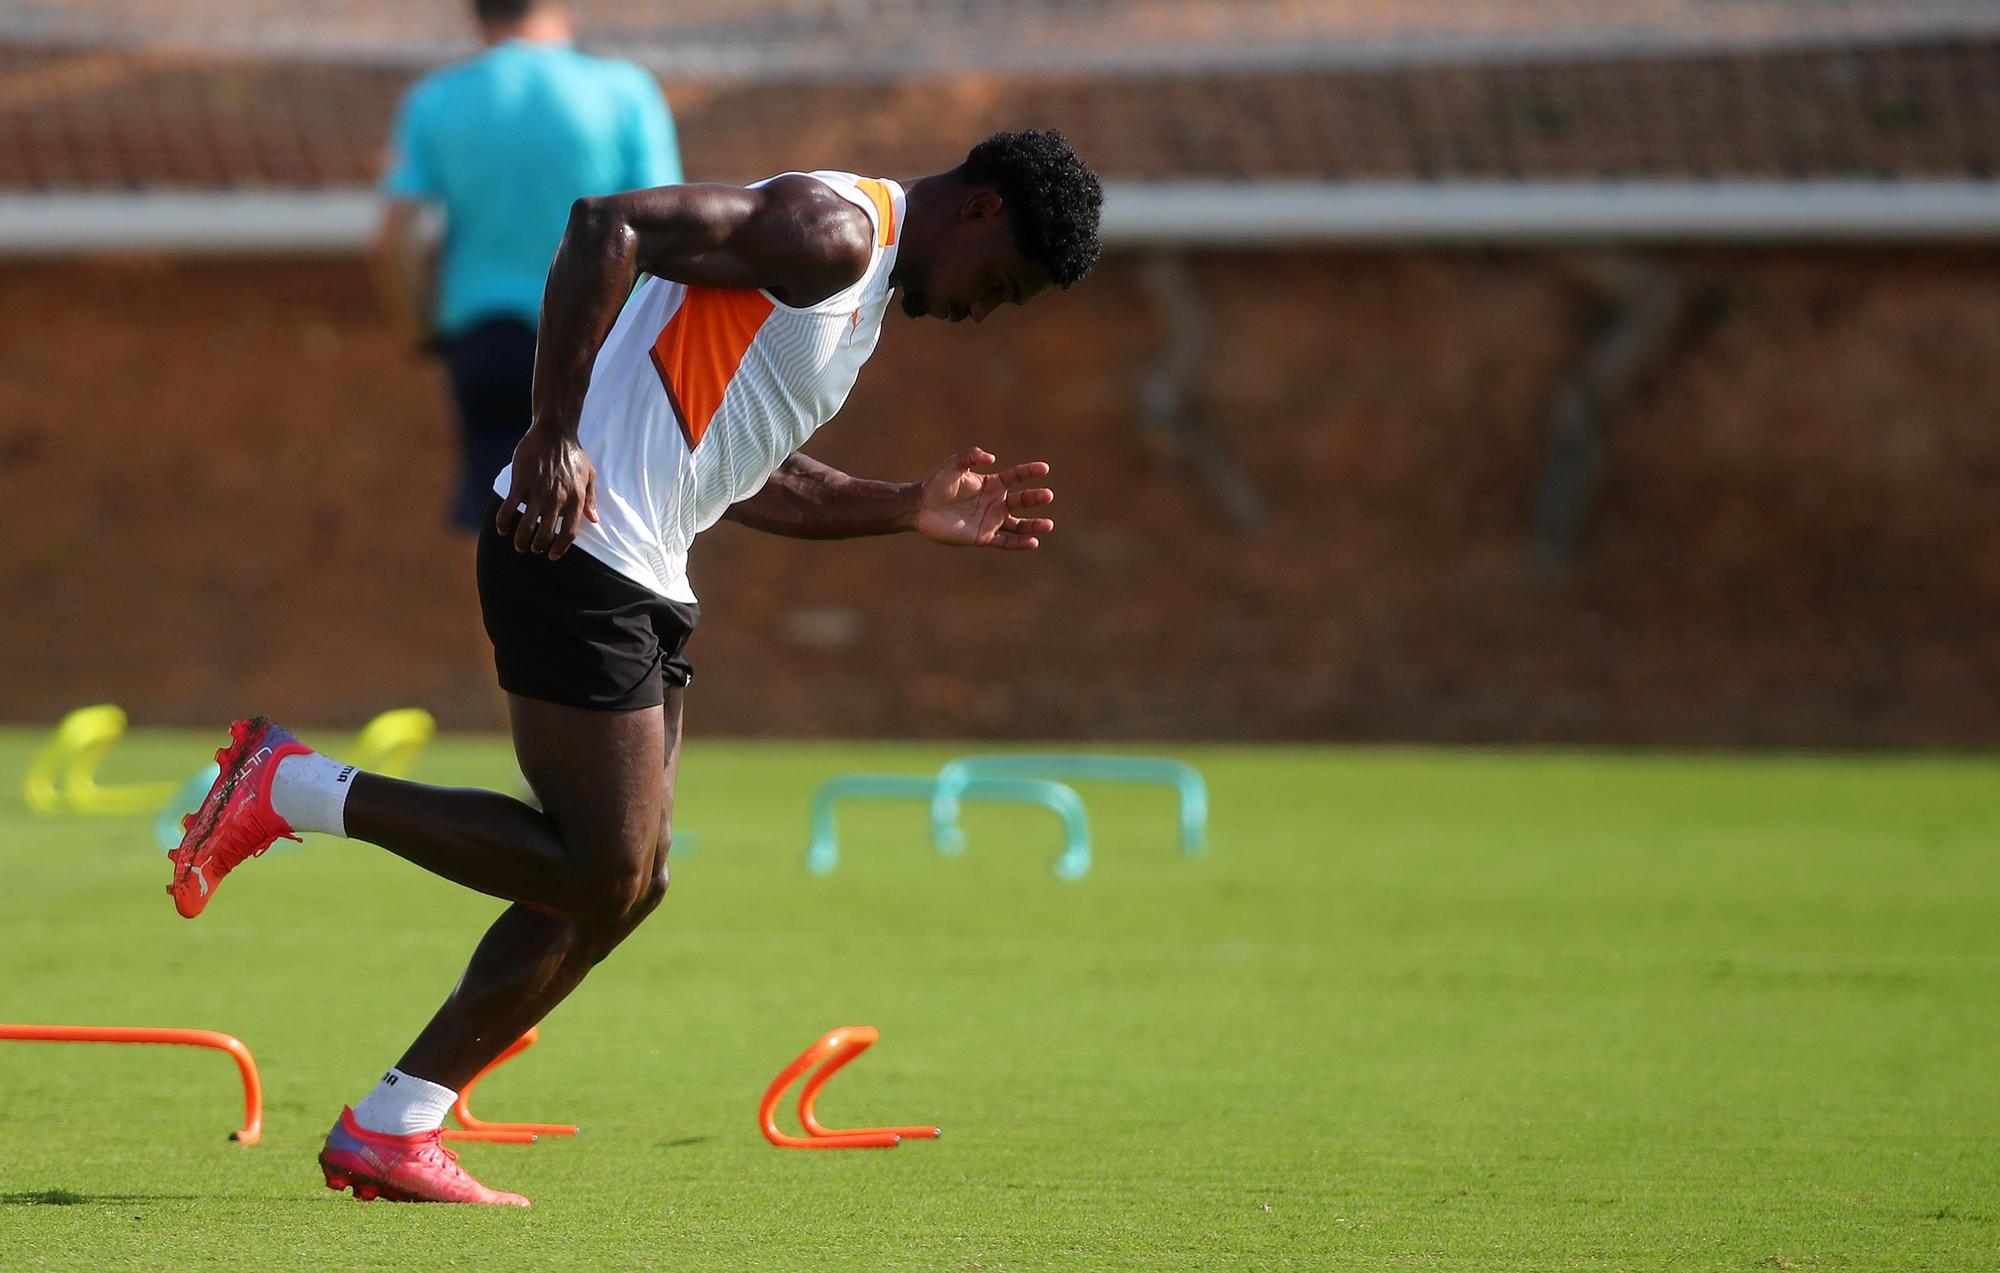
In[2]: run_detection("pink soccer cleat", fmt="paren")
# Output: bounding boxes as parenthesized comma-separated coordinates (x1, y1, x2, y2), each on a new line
(319, 1107, 531, 1206)
(165, 716, 308, 919)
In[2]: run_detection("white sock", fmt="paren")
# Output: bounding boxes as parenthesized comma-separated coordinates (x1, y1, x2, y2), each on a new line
(269, 751, 358, 836)
(352, 1067, 458, 1136)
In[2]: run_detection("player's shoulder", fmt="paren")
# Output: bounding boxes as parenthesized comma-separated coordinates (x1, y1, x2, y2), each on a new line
(401, 54, 488, 113)
(752, 174, 875, 298)
(562, 50, 662, 99)
(759, 175, 873, 247)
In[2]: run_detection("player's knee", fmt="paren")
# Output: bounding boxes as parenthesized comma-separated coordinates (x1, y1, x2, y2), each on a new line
(576, 853, 654, 924)
(651, 827, 674, 895)
(612, 850, 671, 929)
(573, 860, 668, 965)
(642, 852, 671, 911)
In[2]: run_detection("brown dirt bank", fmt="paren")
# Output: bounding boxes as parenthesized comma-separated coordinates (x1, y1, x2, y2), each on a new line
(1, 248, 1995, 745)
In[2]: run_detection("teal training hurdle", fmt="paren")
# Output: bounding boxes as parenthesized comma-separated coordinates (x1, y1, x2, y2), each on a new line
(153, 763, 221, 852)
(930, 754, 1208, 859)
(806, 773, 1092, 881)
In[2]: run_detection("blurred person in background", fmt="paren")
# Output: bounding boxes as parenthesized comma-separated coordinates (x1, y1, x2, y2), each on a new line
(372, 0, 682, 532)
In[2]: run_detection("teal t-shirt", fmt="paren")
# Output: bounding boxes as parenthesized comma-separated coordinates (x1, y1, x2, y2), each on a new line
(382, 41, 682, 337)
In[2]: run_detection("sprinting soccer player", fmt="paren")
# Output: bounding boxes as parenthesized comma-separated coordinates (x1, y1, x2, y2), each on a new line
(167, 130, 1103, 1206)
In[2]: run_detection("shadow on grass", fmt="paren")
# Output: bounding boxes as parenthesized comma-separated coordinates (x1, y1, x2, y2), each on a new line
(4, 1190, 186, 1206)
(1, 1189, 315, 1207)
(656, 1136, 715, 1149)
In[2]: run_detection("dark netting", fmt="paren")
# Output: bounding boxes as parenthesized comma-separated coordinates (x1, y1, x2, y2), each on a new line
(1, 1, 1995, 190)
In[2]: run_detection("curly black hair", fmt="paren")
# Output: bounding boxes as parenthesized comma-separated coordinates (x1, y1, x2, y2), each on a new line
(959, 129, 1104, 289)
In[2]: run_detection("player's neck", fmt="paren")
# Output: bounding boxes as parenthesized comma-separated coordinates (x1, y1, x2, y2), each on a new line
(889, 173, 950, 289)
(480, 14, 574, 47)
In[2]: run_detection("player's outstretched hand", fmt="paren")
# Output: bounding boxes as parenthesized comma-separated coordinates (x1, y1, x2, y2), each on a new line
(913, 446, 1055, 550)
(496, 429, 599, 559)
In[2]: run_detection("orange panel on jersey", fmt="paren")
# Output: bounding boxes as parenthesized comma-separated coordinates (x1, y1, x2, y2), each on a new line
(648, 287, 776, 450)
(853, 179, 897, 247)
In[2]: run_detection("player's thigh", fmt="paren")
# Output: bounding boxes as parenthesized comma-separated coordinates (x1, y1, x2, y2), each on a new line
(647, 686, 686, 898)
(660, 685, 685, 847)
(508, 693, 666, 875)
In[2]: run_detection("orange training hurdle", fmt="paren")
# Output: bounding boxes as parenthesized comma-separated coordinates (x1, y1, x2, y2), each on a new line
(442, 1026, 578, 1144)
(760, 1025, 940, 1149)
(0, 1024, 264, 1144)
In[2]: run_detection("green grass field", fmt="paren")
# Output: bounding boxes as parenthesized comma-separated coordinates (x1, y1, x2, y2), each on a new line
(2, 731, 1996, 1270)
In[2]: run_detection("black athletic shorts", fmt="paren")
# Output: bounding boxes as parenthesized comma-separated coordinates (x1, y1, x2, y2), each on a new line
(444, 317, 537, 531)
(476, 496, 699, 711)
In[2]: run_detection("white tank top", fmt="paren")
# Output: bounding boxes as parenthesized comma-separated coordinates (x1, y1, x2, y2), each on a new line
(494, 171, 904, 601)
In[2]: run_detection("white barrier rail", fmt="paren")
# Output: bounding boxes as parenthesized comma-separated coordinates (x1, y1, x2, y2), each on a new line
(1, 181, 1996, 256)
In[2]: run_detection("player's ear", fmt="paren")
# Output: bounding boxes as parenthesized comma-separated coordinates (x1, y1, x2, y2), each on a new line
(961, 188, 1004, 223)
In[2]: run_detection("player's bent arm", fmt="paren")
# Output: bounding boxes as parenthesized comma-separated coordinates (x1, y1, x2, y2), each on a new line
(529, 179, 873, 441)
(726, 448, 1059, 551)
(722, 453, 921, 540)
(500, 178, 873, 557)
(368, 198, 438, 352)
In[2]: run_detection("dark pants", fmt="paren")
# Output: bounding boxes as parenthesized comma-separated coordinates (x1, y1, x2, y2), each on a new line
(444, 316, 538, 530)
